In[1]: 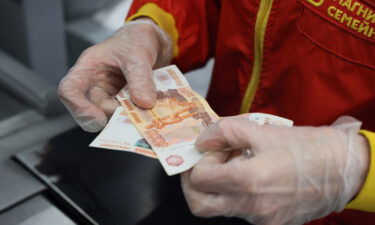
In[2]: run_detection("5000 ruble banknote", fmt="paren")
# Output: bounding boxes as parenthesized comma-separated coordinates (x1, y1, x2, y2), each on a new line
(116, 65, 219, 175)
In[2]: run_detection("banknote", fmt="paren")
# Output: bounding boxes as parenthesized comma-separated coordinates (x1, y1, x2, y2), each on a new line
(248, 113, 293, 127)
(116, 65, 219, 175)
(241, 113, 294, 158)
(90, 110, 293, 160)
(90, 107, 157, 158)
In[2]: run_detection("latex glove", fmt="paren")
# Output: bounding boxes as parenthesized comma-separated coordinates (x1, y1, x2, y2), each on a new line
(58, 19, 172, 132)
(181, 115, 370, 225)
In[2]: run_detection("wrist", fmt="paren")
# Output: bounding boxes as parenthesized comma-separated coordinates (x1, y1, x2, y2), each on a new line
(113, 20, 172, 66)
(128, 19, 173, 67)
(134, 16, 157, 24)
(146, 20, 173, 67)
(126, 3, 178, 58)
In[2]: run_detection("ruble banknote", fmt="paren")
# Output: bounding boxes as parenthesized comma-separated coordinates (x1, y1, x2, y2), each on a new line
(248, 113, 293, 127)
(90, 110, 293, 161)
(90, 107, 156, 158)
(116, 65, 219, 175)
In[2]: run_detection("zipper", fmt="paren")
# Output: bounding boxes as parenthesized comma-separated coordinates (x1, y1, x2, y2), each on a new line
(239, 0, 274, 114)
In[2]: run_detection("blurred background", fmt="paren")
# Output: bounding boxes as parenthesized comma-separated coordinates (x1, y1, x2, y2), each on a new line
(0, 0, 214, 225)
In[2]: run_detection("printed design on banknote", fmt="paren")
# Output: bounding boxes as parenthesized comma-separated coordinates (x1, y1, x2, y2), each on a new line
(248, 113, 294, 127)
(90, 107, 157, 158)
(117, 65, 219, 175)
(166, 155, 184, 167)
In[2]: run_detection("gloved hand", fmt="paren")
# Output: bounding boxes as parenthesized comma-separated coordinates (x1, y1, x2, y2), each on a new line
(58, 19, 172, 132)
(181, 115, 370, 225)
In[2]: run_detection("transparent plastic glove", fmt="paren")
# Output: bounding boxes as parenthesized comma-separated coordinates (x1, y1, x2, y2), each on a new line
(181, 115, 370, 225)
(58, 19, 172, 132)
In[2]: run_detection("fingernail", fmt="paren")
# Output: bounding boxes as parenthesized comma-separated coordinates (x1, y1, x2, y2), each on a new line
(132, 89, 156, 108)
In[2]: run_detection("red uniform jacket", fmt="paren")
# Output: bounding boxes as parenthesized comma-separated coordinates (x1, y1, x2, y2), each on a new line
(127, 0, 375, 224)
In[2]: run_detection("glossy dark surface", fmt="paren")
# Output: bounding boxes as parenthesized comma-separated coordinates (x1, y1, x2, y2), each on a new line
(18, 128, 249, 225)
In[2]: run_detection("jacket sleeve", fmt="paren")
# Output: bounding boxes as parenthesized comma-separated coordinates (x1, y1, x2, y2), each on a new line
(126, 0, 220, 72)
(346, 130, 375, 212)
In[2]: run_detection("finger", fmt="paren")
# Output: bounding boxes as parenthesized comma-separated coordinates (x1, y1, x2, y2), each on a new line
(122, 62, 157, 109)
(188, 152, 244, 193)
(181, 172, 227, 218)
(89, 67, 126, 93)
(196, 117, 259, 153)
(200, 151, 231, 164)
(58, 72, 108, 132)
(87, 86, 120, 117)
(84, 72, 124, 117)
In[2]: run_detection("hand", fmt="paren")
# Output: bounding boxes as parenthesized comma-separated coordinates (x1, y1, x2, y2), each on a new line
(58, 19, 172, 132)
(181, 115, 370, 225)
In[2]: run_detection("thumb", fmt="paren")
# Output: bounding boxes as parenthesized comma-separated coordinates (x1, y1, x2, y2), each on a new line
(195, 117, 259, 153)
(122, 62, 157, 109)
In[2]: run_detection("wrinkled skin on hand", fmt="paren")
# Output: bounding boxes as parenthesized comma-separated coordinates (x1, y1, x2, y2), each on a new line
(182, 115, 370, 225)
(58, 19, 172, 132)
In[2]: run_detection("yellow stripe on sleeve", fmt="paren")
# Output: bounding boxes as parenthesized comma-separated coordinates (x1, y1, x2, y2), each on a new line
(346, 130, 375, 212)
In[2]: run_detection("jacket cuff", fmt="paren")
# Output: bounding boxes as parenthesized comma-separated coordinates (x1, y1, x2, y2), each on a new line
(126, 3, 179, 57)
(346, 130, 375, 212)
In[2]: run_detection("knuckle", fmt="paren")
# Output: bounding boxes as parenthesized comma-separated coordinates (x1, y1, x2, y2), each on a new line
(57, 78, 68, 98)
(189, 202, 216, 218)
(217, 118, 230, 131)
(185, 195, 202, 216)
(192, 209, 210, 218)
(189, 203, 205, 217)
(78, 44, 108, 64)
(215, 119, 233, 138)
(82, 45, 100, 56)
(189, 168, 207, 189)
(255, 203, 279, 218)
(217, 117, 244, 134)
(80, 46, 96, 59)
(206, 203, 225, 217)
